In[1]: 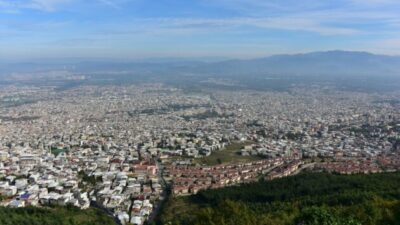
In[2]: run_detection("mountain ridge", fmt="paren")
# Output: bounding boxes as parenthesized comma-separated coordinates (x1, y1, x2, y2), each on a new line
(1, 50, 400, 77)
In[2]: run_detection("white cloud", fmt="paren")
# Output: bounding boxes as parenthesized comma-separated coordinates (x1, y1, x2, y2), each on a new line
(0, 0, 127, 12)
(198, 0, 400, 35)
(33, 0, 73, 11)
(98, 0, 120, 9)
(351, 0, 399, 5)
(0, 0, 72, 12)
(137, 17, 360, 36)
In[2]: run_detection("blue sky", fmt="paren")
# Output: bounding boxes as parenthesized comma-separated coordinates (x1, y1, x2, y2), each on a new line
(1, 0, 400, 60)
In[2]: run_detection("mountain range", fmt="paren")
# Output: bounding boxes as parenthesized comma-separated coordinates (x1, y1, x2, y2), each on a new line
(1, 50, 400, 77)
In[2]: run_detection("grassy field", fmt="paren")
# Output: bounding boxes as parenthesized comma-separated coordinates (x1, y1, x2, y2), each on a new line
(194, 141, 262, 166)
(50, 147, 68, 157)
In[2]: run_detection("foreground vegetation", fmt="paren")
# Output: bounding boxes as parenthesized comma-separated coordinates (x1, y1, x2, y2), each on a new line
(0, 206, 117, 225)
(158, 172, 400, 225)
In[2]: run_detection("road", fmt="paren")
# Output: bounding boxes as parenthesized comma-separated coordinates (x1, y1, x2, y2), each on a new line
(147, 160, 169, 223)
(291, 162, 316, 176)
(90, 200, 122, 225)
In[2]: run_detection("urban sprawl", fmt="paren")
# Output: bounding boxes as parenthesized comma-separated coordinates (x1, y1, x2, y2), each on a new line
(0, 83, 399, 225)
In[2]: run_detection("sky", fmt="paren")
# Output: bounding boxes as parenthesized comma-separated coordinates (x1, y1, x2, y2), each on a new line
(0, 0, 400, 60)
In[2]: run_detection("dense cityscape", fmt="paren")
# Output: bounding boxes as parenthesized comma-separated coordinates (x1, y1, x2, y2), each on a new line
(0, 82, 399, 225)
(1, 0, 400, 224)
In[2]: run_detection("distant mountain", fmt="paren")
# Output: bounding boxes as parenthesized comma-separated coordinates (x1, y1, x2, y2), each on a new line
(1, 50, 400, 77)
(193, 51, 400, 77)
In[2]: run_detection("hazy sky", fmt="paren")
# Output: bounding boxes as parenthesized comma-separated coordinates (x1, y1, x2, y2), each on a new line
(1, 0, 400, 60)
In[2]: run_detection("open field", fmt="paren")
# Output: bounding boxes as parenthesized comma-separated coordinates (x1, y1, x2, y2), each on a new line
(194, 141, 262, 166)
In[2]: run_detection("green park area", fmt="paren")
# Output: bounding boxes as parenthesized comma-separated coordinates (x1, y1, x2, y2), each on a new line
(194, 141, 263, 166)
(50, 147, 68, 157)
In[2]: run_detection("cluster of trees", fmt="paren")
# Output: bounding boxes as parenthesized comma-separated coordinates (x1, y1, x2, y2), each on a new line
(0, 206, 117, 225)
(77, 170, 103, 192)
(158, 172, 400, 225)
(284, 132, 306, 140)
(50, 147, 69, 157)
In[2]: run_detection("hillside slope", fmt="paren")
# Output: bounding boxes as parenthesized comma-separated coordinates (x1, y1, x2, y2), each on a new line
(158, 172, 400, 225)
